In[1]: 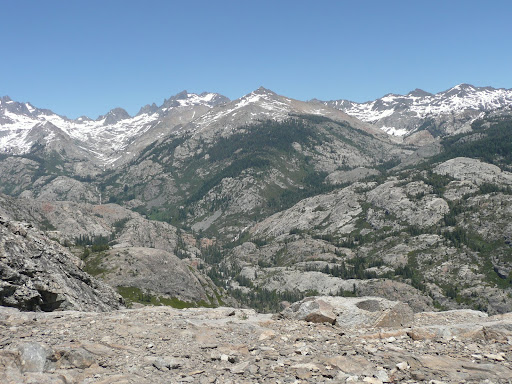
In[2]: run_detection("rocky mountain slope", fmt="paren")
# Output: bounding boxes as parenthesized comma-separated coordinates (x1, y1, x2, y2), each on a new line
(1, 296, 512, 383)
(220, 155, 512, 314)
(321, 84, 512, 138)
(0, 215, 123, 312)
(201, 114, 512, 315)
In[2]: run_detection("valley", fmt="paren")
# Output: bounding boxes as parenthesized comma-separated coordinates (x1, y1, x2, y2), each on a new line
(1, 84, 512, 316)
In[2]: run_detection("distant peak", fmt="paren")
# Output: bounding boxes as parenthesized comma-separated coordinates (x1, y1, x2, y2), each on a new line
(407, 88, 432, 97)
(253, 86, 277, 96)
(162, 91, 191, 108)
(453, 83, 475, 90)
(442, 83, 478, 97)
(1, 95, 12, 102)
(446, 83, 479, 94)
(107, 107, 130, 116)
(98, 107, 131, 124)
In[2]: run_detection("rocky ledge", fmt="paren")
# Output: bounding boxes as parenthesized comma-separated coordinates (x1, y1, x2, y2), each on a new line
(1, 296, 511, 384)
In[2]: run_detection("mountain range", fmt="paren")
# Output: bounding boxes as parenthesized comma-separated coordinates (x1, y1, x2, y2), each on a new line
(1, 83, 512, 317)
(3, 84, 512, 164)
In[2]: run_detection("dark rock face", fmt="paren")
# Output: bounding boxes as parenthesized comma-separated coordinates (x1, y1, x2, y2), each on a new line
(0, 216, 123, 312)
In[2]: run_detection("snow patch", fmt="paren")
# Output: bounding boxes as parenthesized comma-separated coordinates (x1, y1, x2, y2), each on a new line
(380, 126, 408, 136)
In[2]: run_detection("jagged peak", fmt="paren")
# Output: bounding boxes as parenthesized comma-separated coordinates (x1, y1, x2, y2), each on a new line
(137, 103, 159, 116)
(174, 90, 189, 99)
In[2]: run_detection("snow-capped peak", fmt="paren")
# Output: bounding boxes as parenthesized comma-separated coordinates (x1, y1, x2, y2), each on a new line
(191, 87, 293, 134)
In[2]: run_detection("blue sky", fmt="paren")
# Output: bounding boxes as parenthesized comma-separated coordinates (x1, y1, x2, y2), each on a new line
(1, 0, 511, 119)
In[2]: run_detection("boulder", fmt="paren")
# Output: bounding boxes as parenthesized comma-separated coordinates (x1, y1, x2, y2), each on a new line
(282, 297, 336, 324)
(281, 296, 413, 328)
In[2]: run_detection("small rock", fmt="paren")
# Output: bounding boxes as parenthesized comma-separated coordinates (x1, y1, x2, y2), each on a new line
(291, 363, 320, 371)
(199, 343, 218, 349)
(186, 369, 205, 376)
(374, 369, 389, 382)
(153, 358, 169, 371)
(247, 364, 259, 375)
(363, 377, 383, 384)
(485, 353, 505, 361)
(396, 361, 409, 371)
(58, 348, 95, 369)
(259, 330, 276, 341)
(153, 357, 182, 371)
(18, 342, 50, 373)
(230, 361, 250, 374)
(295, 369, 313, 379)
(411, 371, 427, 381)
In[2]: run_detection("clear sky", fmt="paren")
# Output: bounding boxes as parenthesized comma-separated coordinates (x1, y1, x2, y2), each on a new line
(1, 0, 511, 119)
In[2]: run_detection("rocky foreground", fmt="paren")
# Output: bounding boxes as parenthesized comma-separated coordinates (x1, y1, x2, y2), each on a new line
(1, 297, 512, 384)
